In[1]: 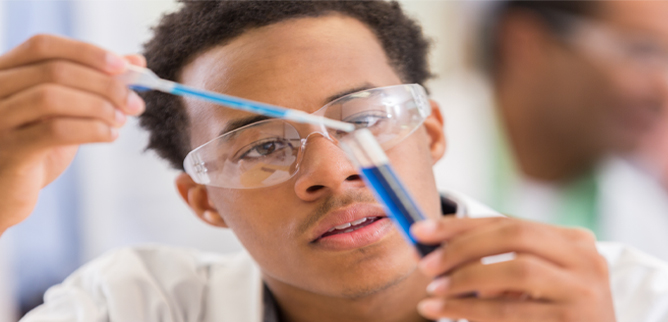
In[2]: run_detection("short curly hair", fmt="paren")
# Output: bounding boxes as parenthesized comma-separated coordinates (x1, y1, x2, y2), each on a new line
(139, 0, 432, 170)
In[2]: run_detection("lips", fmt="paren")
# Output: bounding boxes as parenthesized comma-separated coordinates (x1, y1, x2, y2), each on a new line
(319, 216, 383, 238)
(310, 203, 393, 251)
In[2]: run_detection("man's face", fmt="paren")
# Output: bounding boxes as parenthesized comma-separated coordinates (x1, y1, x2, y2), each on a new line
(523, 1, 668, 154)
(179, 15, 443, 298)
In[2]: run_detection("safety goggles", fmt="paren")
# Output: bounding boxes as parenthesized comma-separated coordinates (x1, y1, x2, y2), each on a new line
(545, 9, 668, 75)
(183, 84, 431, 189)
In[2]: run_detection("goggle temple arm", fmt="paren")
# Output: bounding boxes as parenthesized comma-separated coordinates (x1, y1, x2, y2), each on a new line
(184, 152, 211, 185)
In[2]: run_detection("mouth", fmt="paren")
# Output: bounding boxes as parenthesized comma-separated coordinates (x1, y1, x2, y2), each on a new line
(310, 204, 393, 251)
(319, 216, 385, 238)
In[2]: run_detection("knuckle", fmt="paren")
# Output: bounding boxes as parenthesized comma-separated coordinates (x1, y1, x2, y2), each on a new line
(450, 268, 471, 288)
(44, 119, 68, 138)
(510, 258, 535, 282)
(442, 241, 462, 262)
(503, 221, 531, 242)
(44, 61, 70, 83)
(569, 227, 596, 243)
(33, 85, 61, 111)
(26, 34, 53, 57)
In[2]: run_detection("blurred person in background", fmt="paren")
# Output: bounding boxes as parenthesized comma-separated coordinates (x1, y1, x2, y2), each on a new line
(435, 0, 668, 261)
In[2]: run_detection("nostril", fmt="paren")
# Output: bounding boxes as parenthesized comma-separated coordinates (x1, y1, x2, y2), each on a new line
(306, 185, 325, 193)
(346, 174, 361, 181)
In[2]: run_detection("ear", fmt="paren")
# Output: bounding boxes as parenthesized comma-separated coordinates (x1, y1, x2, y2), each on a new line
(175, 172, 229, 228)
(422, 99, 447, 165)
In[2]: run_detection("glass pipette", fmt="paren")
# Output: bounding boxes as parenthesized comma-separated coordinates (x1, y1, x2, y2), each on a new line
(116, 65, 355, 133)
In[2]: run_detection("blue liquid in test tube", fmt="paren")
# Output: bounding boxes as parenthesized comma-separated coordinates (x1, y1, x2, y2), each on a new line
(341, 129, 439, 257)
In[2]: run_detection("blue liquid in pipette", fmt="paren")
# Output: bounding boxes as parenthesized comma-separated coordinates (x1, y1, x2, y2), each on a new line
(129, 85, 151, 92)
(360, 164, 439, 257)
(171, 84, 286, 118)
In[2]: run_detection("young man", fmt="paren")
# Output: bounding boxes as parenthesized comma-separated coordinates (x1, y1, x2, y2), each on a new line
(0, 1, 665, 321)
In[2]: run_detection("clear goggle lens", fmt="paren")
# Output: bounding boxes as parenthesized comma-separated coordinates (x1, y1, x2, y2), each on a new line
(184, 84, 430, 189)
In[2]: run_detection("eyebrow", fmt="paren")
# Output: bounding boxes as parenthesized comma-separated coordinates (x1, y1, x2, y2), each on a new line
(324, 83, 375, 104)
(219, 114, 272, 137)
(218, 83, 377, 137)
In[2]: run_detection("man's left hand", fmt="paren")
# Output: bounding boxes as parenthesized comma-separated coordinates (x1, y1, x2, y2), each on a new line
(411, 217, 617, 322)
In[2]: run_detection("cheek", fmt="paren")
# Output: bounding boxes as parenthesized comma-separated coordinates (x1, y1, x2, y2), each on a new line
(207, 186, 300, 252)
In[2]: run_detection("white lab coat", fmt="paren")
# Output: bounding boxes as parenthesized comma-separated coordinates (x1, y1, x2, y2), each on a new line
(19, 191, 668, 322)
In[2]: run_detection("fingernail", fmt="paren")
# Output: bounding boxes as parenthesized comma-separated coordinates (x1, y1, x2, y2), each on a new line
(412, 219, 438, 237)
(115, 110, 126, 125)
(419, 250, 442, 275)
(110, 128, 119, 140)
(126, 91, 145, 115)
(418, 298, 445, 315)
(105, 52, 127, 73)
(427, 276, 450, 294)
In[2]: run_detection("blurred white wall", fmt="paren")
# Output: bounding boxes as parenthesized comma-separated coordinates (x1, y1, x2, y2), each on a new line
(0, 2, 4, 52)
(400, 1, 462, 78)
(399, 1, 494, 197)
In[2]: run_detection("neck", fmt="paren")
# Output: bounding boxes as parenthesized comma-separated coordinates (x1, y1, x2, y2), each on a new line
(264, 267, 432, 322)
(495, 79, 598, 182)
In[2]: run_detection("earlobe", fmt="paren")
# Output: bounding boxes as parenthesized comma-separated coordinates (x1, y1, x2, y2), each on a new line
(422, 100, 447, 165)
(175, 172, 229, 228)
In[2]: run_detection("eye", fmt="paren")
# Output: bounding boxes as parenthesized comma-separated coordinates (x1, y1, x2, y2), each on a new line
(237, 138, 291, 160)
(625, 39, 664, 59)
(343, 110, 389, 129)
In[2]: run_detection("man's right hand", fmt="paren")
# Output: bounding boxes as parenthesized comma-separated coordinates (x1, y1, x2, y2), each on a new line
(0, 34, 145, 235)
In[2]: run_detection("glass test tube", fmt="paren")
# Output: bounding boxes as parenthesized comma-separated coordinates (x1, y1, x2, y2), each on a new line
(339, 129, 439, 257)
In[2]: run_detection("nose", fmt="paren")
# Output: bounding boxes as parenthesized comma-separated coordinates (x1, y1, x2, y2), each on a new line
(293, 134, 365, 202)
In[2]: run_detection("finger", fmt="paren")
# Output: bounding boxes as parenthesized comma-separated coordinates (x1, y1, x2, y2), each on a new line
(427, 254, 572, 301)
(419, 220, 595, 276)
(411, 216, 507, 244)
(418, 297, 563, 322)
(0, 34, 126, 74)
(7, 117, 119, 154)
(0, 84, 125, 130)
(123, 54, 146, 68)
(0, 61, 130, 108)
(0, 61, 144, 115)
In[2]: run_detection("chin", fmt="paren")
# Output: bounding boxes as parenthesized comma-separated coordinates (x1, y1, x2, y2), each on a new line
(309, 234, 420, 299)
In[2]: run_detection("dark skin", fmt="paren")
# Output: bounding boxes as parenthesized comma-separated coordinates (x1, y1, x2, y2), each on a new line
(0, 14, 616, 322)
(495, 1, 668, 182)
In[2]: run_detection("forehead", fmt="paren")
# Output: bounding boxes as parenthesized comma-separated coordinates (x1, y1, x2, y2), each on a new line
(600, 1, 668, 36)
(179, 14, 403, 147)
